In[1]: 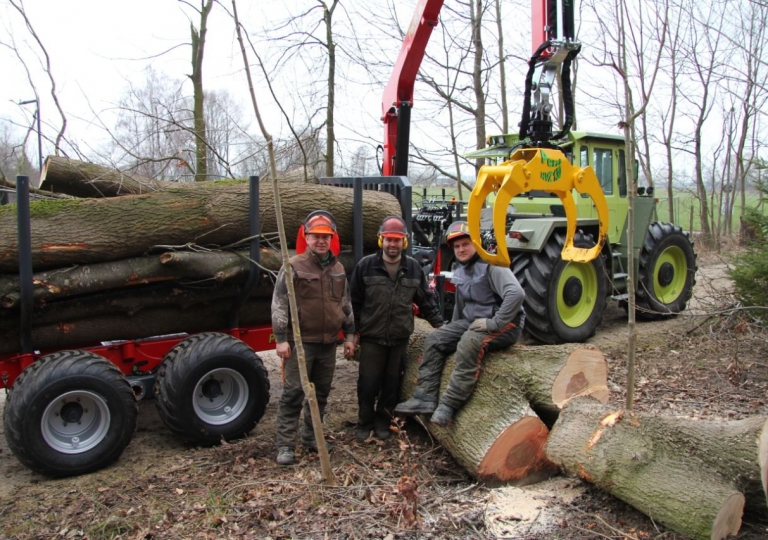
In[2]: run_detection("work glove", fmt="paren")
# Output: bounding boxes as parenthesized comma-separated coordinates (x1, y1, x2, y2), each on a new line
(469, 318, 490, 332)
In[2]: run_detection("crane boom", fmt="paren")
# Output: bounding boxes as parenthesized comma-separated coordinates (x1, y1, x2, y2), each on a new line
(381, 0, 444, 177)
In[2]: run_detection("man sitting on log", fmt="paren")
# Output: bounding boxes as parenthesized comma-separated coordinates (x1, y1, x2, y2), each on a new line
(272, 210, 356, 466)
(349, 215, 444, 443)
(394, 221, 525, 426)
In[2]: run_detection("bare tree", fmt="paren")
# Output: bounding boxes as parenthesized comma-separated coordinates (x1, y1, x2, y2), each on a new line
(676, 0, 732, 248)
(185, 0, 215, 181)
(8, 0, 67, 157)
(583, 0, 669, 409)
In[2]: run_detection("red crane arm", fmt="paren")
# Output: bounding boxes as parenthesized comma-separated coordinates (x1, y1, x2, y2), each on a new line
(381, 0, 444, 176)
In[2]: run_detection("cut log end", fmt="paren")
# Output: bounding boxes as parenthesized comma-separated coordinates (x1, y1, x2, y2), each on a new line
(712, 492, 745, 540)
(552, 348, 609, 408)
(477, 416, 557, 487)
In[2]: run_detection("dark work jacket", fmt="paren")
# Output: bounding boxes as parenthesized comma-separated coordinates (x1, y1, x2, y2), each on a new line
(350, 251, 443, 346)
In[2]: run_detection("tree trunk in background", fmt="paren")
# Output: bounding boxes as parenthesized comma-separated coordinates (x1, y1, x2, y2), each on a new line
(0, 181, 400, 272)
(401, 320, 609, 486)
(323, 1, 338, 177)
(190, 0, 214, 181)
(546, 398, 768, 539)
(39, 156, 170, 197)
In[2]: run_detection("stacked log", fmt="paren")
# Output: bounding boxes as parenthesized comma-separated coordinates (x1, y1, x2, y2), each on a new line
(1, 178, 400, 355)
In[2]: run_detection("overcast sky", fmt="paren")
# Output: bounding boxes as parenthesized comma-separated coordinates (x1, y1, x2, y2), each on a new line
(0, 0, 392, 160)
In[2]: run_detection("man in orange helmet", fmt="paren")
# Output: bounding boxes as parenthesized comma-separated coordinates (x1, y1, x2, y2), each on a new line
(349, 215, 443, 442)
(394, 220, 525, 426)
(272, 210, 356, 466)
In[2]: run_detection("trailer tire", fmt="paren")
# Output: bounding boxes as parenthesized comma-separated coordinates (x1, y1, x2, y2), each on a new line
(3, 350, 137, 477)
(513, 231, 608, 344)
(154, 332, 270, 445)
(635, 222, 697, 320)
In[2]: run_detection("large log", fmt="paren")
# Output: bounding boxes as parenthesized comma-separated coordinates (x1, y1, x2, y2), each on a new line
(546, 399, 768, 540)
(0, 181, 401, 272)
(401, 319, 609, 486)
(39, 156, 171, 197)
(0, 287, 274, 355)
(0, 248, 360, 308)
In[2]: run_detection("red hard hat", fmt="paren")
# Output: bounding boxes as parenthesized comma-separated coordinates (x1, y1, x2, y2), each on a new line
(304, 210, 337, 235)
(379, 216, 408, 238)
(445, 220, 470, 245)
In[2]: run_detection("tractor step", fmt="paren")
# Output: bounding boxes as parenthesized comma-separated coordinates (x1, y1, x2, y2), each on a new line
(612, 273, 628, 281)
(612, 293, 629, 301)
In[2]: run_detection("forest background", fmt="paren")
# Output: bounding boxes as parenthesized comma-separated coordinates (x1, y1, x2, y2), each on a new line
(1, 0, 766, 248)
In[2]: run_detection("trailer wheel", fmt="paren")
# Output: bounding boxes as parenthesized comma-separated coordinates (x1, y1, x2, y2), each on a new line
(154, 332, 270, 445)
(3, 350, 137, 477)
(513, 231, 608, 344)
(635, 222, 697, 320)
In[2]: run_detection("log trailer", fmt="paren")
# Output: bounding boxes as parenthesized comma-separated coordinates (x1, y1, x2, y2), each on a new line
(382, 0, 697, 344)
(1, 175, 413, 477)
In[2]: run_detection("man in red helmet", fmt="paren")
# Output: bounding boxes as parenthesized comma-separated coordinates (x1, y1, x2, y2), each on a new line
(349, 215, 443, 442)
(394, 220, 525, 426)
(272, 210, 356, 466)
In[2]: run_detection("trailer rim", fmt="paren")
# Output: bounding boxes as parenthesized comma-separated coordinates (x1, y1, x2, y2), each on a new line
(41, 389, 111, 454)
(192, 367, 249, 426)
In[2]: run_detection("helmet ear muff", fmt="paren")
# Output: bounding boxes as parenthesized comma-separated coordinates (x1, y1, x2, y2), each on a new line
(378, 235, 408, 249)
(378, 215, 408, 249)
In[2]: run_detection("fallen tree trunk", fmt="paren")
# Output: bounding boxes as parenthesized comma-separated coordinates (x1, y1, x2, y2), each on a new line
(401, 319, 609, 486)
(39, 156, 171, 197)
(0, 181, 400, 272)
(546, 398, 768, 540)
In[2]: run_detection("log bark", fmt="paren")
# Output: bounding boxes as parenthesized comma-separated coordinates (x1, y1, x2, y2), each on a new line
(0, 181, 400, 272)
(0, 248, 360, 308)
(0, 287, 273, 355)
(545, 399, 767, 540)
(401, 319, 609, 486)
(0, 177, 74, 199)
(39, 156, 171, 197)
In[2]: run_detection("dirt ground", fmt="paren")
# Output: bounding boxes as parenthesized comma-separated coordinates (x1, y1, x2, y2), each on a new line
(1, 245, 767, 539)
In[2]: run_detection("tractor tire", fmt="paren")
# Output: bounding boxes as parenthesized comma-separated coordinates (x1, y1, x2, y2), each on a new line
(3, 350, 137, 477)
(635, 222, 697, 320)
(154, 332, 270, 445)
(512, 231, 608, 344)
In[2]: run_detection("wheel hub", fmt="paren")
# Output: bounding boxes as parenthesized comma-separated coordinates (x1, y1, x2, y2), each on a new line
(658, 262, 674, 287)
(202, 378, 223, 400)
(60, 401, 84, 424)
(562, 276, 583, 307)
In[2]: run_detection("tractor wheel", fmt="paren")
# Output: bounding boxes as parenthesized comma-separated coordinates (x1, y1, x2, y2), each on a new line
(635, 222, 697, 320)
(512, 231, 608, 344)
(3, 350, 137, 477)
(154, 332, 270, 445)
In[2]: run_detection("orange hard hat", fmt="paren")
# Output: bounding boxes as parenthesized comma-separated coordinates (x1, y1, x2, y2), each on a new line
(304, 210, 337, 235)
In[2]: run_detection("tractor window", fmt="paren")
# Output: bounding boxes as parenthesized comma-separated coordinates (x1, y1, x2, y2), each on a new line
(594, 148, 613, 195)
(579, 146, 588, 168)
(618, 150, 628, 197)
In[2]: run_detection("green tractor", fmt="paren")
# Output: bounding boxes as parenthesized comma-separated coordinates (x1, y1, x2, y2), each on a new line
(463, 131, 698, 345)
